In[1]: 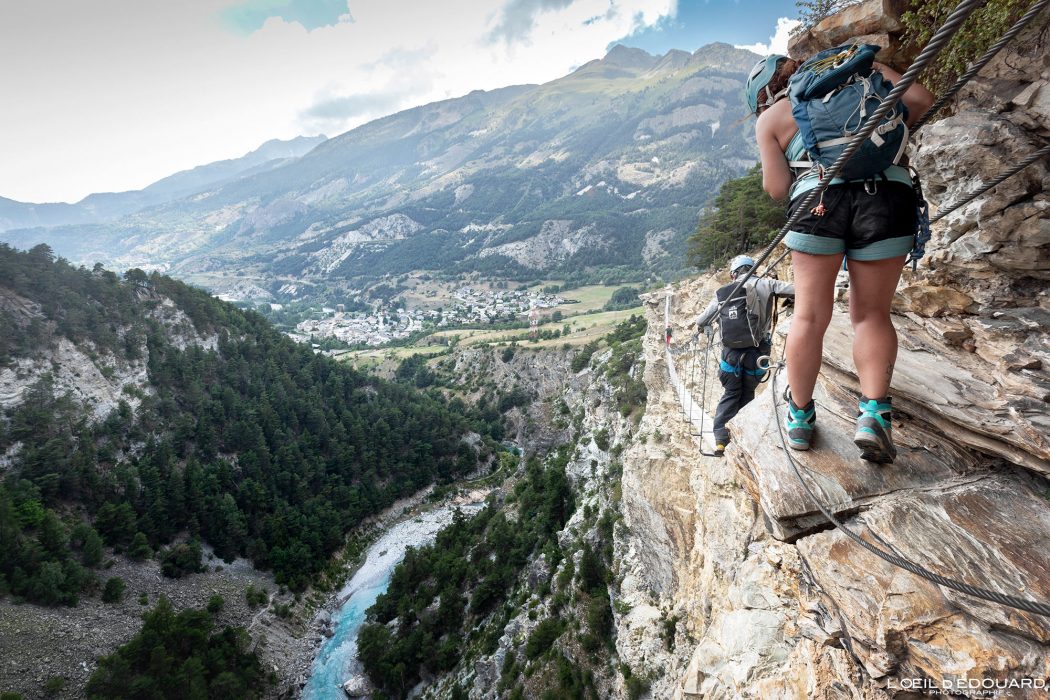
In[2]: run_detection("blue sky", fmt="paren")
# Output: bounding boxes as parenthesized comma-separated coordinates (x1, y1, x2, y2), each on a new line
(221, 0, 351, 34)
(1, 0, 800, 203)
(620, 0, 798, 54)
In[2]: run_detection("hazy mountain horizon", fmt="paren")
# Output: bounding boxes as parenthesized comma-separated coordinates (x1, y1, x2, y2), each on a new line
(1, 41, 761, 295)
(0, 134, 328, 230)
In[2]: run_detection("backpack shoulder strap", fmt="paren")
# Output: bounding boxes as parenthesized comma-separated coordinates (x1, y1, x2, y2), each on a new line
(714, 281, 738, 303)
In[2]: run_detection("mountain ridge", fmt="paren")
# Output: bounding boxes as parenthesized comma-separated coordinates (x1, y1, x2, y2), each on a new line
(0, 134, 327, 231)
(1, 43, 761, 299)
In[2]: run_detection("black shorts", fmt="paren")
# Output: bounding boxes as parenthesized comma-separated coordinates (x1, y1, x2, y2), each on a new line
(785, 180, 916, 260)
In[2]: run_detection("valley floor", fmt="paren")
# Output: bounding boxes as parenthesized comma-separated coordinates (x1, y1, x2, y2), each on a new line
(0, 549, 284, 699)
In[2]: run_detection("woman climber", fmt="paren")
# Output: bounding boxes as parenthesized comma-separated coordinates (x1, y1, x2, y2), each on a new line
(744, 50, 934, 463)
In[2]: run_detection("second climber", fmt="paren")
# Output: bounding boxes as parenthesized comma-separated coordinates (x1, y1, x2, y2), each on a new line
(696, 255, 794, 456)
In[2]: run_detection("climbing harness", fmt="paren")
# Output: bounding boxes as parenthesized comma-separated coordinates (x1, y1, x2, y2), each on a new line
(906, 167, 932, 270)
(718, 358, 767, 377)
(766, 364, 1050, 618)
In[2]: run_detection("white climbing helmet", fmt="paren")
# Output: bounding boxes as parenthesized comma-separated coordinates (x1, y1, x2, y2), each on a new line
(730, 255, 756, 276)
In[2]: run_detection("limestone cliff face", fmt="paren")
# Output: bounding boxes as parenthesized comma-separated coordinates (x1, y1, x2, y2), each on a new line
(0, 287, 217, 425)
(446, 345, 576, 455)
(616, 278, 877, 700)
(614, 9, 1050, 699)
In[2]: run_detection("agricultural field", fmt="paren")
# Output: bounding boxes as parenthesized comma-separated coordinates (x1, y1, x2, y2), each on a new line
(337, 283, 644, 368)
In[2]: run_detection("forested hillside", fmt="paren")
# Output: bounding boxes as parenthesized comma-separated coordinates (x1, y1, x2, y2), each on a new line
(359, 451, 577, 697)
(0, 244, 488, 606)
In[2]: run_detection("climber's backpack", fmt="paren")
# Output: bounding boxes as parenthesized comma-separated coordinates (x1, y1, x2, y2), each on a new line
(787, 42, 909, 180)
(715, 281, 761, 349)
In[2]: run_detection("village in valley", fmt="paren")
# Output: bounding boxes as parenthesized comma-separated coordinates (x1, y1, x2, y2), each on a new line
(289, 285, 569, 347)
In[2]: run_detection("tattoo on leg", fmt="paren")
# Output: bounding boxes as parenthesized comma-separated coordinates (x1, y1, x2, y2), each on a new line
(885, 362, 894, 383)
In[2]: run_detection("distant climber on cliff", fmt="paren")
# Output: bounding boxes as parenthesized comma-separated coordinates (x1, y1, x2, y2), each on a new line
(696, 255, 794, 456)
(744, 45, 934, 463)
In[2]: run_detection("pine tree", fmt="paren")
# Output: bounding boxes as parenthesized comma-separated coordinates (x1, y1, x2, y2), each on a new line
(794, 0, 862, 32)
(128, 532, 152, 561)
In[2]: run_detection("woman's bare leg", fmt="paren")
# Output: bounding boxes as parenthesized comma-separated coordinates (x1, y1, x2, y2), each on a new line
(785, 251, 843, 404)
(847, 255, 906, 398)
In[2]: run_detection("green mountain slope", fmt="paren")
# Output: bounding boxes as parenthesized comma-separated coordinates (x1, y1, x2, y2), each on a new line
(2, 43, 759, 292)
(0, 243, 487, 603)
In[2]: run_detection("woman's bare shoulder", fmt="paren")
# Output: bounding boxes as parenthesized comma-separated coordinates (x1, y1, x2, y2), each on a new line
(756, 101, 797, 147)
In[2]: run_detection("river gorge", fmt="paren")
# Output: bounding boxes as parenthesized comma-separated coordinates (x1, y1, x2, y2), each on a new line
(303, 501, 486, 699)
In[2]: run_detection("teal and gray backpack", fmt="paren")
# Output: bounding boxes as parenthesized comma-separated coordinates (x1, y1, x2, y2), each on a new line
(787, 43, 909, 180)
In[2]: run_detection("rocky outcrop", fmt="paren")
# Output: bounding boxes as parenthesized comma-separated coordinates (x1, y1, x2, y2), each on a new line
(307, 213, 425, 275)
(420, 344, 637, 700)
(444, 345, 577, 454)
(342, 674, 373, 697)
(789, 0, 918, 70)
(478, 220, 610, 270)
(615, 277, 881, 700)
(0, 289, 151, 420)
(727, 308, 1050, 683)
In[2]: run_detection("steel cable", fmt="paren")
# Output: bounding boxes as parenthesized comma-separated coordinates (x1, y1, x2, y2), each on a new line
(687, 335, 698, 426)
(697, 336, 710, 444)
(929, 143, 1050, 223)
(911, 0, 1050, 131)
(767, 365, 1050, 618)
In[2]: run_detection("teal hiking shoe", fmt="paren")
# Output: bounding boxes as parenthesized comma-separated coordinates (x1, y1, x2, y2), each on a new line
(784, 390, 816, 451)
(855, 396, 897, 464)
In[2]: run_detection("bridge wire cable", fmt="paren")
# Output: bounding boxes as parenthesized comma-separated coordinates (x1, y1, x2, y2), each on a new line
(717, 0, 988, 286)
(694, 330, 719, 456)
(763, 247, 791, 277)
(697, 327, 719, 451)
(687, 334, 699, 426)
(929, 143, 1050, 223)
(910, 0, 1050, 131)
(766, 363, 1050, 618)
(697, 335, 708, 442)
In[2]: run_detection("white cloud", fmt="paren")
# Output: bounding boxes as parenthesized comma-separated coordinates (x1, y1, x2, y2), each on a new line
(0, 0, 676, 203)
(487, 0, 577, 44)
(734, 16, 799, 56)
